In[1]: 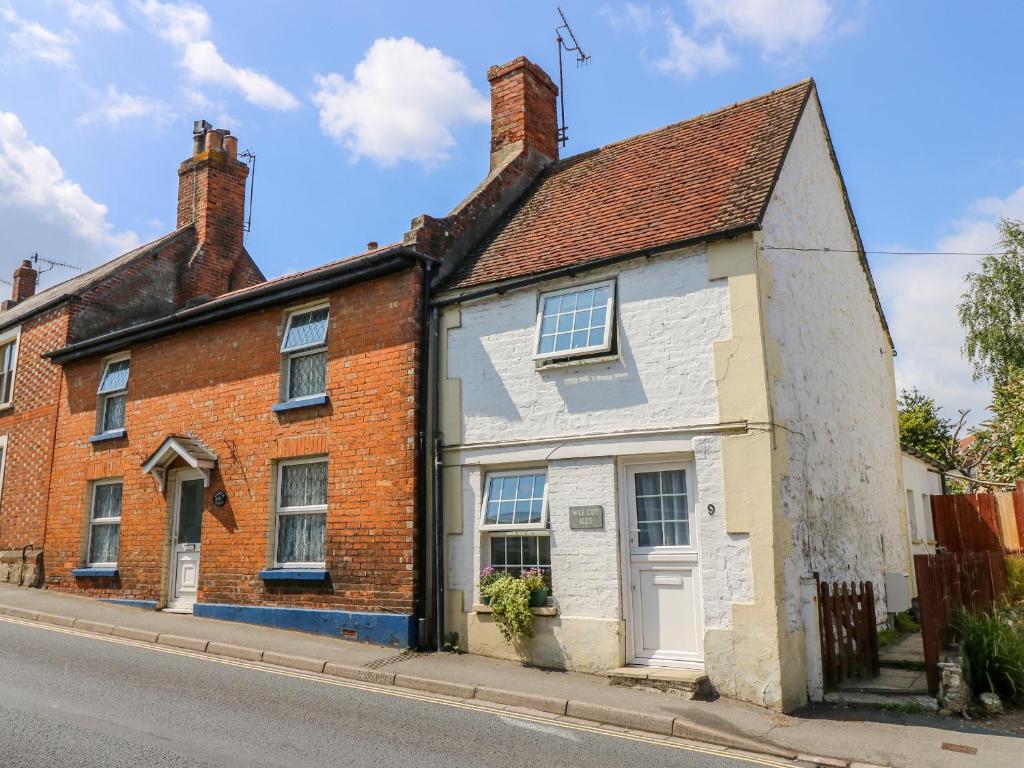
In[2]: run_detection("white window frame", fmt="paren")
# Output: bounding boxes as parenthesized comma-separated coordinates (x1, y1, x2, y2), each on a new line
(485, 530, 552, 572)
(280, 304, 329, 403)
(0, 434, 8, 506)
(479, 469, 549, 532)
(275, 456, 328, 568)
(0, 325, 22, 409)
(532, 280, 616, 362)
(86, 478, 122, 568)
(96, 353, 130, 434)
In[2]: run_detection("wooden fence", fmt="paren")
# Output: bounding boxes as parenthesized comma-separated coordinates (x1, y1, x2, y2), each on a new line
(818, 580, 879, 688)
(930, 483, 1024, 554)
(914, 551, 1008, 693)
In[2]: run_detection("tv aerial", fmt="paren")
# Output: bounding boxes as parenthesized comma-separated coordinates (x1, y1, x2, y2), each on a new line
(555, 6, 590, 147)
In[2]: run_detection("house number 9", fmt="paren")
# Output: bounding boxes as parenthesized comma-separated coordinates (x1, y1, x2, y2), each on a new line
(707, 503, 716, 515)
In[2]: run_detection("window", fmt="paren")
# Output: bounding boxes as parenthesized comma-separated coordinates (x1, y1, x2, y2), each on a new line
(634, 468, 690, 547)
(922, 492, 935, 541)
(281, 306, 328, 401)
(489, 533, 551, 579)
(97, 357, 130, 433)
(0, 326, 20, 406)
(275, 458, 328, 567)
(87, 480, 122, 567)
(480, 470, 548, 530)
(533, 281, 615, 361)
(906, 490, 918, 539)
(0, 435, 8, 504)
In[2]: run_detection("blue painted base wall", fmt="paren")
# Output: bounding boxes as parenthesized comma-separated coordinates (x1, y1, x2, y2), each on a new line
(193, 603, 417, 647)
(99, 598, 158, 610)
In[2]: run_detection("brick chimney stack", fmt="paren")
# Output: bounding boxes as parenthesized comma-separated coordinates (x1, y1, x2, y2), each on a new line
(487, 57, 558, 172)
(12, 259, 37, 303)
(176, 120, 250, 302)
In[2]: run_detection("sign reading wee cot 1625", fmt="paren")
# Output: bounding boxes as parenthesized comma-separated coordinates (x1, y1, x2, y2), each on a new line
(569, 505, 604, 530)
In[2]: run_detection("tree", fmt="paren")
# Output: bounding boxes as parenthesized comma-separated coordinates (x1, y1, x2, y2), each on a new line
(959, 218, 1024, 382)
(898, 388, 952, 462)
(971, 371, 1024, 484)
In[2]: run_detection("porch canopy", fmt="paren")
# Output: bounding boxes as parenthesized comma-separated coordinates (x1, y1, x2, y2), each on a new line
(142, 434, 218, 492)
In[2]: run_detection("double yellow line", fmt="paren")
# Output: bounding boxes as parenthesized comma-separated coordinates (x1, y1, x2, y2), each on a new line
(0, 614, 793, 767)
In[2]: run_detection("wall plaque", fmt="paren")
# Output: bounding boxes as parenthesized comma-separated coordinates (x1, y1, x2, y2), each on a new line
(569, 505, 604, 530)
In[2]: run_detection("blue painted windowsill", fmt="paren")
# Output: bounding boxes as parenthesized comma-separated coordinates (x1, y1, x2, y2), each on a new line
(88, 429, 126, 443)
(271, 395, 329, 413)
(72, 567, 119, 578)
(259, 569, 329, 581)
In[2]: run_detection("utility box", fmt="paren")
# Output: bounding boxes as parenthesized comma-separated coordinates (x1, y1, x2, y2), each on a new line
(884, 571, 911, 614)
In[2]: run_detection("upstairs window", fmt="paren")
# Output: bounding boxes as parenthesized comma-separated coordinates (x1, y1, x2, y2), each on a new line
(480, 470, 548, 530)
(534, 281, 615, 361)
(0, 327, 20, 406)
(97, 357, 130, 433)
(281, 306, 328, 402)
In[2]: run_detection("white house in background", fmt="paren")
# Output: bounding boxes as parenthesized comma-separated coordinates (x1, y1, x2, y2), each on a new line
(431, 66, 909, 712)
(900, 444, 947, 595)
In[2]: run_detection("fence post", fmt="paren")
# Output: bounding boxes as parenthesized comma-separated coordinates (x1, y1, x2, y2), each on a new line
(800, 575, 824, 702)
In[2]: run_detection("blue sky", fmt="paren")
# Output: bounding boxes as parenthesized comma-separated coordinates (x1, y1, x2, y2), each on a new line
(1, 1, 1021, 423)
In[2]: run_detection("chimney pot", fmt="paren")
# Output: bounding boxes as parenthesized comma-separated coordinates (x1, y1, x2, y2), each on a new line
(206, 129, 224, 152)
(223, 135, 238, 159)
(367, 241, 379, 250)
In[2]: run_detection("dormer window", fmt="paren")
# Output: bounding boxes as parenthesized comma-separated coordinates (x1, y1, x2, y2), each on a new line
(533, 281, 615, 362)
(97, 357, 130, 433)
(280, 305, 329, 403)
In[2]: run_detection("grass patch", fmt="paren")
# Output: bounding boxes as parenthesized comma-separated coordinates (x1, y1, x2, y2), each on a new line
(895, 611, 920, 634)
(877, 628, 899, 648)
(1007, 555, 1024, 605)
(881, 700, 925, 714)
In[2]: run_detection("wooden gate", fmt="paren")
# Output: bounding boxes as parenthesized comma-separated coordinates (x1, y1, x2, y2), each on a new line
(818, 580, 880, 687)
(914, 551, 1008, 693)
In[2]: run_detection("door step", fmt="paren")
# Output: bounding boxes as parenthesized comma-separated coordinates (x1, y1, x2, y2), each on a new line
(606, 667, 712, 699)
(824, 690, 938, 711)
(162, 607, 195, 614)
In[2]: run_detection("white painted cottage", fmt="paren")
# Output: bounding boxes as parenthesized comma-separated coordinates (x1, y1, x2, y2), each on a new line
(428, 64, 909, 712)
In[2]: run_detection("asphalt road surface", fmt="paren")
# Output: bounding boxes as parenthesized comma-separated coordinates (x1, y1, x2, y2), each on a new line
(0, 616, 774, 768)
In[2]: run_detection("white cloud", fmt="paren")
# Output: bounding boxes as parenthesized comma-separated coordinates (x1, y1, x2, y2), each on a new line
(135, 0, 297, 110)
(655, 12, 735, 78)
(63, 0, 124, 31)
(686, 0, 834, 55)
(1, 6, 76, 66)
(873, 187, 1024, 421)
(0, 112, 138, 284)
(313, 37, 489, 167)
(77, 85, 169, 125)
(604, 1, 858, 77)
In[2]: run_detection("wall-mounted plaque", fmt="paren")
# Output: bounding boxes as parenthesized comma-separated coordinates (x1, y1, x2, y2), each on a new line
(569, 505, 604, 530)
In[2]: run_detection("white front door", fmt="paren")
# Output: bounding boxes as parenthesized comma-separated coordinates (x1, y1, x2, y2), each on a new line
(167, 473, 205, 612)
(623, 461, 704, 667)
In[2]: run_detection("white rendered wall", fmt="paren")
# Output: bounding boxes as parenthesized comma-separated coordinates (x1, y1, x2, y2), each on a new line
(761, 93, 906, 628)
(444, 250, 753, 653)
(902, 453, 943, 574)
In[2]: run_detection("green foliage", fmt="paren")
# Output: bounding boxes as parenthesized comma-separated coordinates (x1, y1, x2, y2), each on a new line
(520, 567, 547, 592)
(1007, 556, 1024, 605)
(898, 388, 953, 463)
(971, 372, 1024, 484)
(959, 218, 1024, 383)
(482, 575, 534, 643)
(877, 628, 899, 648)
(894, 611, 920, 634)
(442, 632, 464, 654)
(953, 608, 1024, 705)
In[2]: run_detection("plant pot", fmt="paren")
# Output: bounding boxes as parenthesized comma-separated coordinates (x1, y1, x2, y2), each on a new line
(482, 594, 491, 606)
(529, 588, 550, 608)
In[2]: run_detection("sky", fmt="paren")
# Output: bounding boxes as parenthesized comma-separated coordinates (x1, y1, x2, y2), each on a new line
(1, 1, 1021, 425)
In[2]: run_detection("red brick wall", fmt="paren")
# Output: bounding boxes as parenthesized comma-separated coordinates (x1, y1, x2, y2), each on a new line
(0, 307, 68, 551)
(44, 267, 423, 615)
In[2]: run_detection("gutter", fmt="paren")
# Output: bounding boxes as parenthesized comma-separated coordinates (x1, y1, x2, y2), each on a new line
(431, 224, 758, 308)
(47, 247, 431, 364)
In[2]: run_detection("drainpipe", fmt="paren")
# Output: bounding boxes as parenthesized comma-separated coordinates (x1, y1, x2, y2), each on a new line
(429, 303, 444, 651)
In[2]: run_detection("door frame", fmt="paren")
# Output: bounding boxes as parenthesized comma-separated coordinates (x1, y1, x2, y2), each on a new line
(618, 456, 705, 669)
(166, 468, 205, 610)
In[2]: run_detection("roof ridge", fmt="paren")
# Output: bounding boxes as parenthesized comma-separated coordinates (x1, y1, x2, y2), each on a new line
(555, 78, 814, 167)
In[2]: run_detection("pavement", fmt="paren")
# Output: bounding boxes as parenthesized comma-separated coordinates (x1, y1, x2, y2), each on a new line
(1, 584, 1021, 767)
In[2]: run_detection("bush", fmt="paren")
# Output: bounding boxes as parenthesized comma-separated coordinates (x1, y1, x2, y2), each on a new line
(954, 608, 1024, 706)
(482, 575, 533, 643)
(895, 611, 920, 634)
(1007, 556, 1024, 605)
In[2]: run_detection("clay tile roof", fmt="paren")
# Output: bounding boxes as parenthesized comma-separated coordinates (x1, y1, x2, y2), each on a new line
(445, 79, 814, 290)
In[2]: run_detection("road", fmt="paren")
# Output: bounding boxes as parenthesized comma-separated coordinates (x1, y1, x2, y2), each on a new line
(0, 617, 773, 768)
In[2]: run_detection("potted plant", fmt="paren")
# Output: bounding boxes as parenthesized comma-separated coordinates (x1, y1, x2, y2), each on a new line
(479, 566, 501, 605)
(482, 574, 533, 642)
(521, 568, 550, 608)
